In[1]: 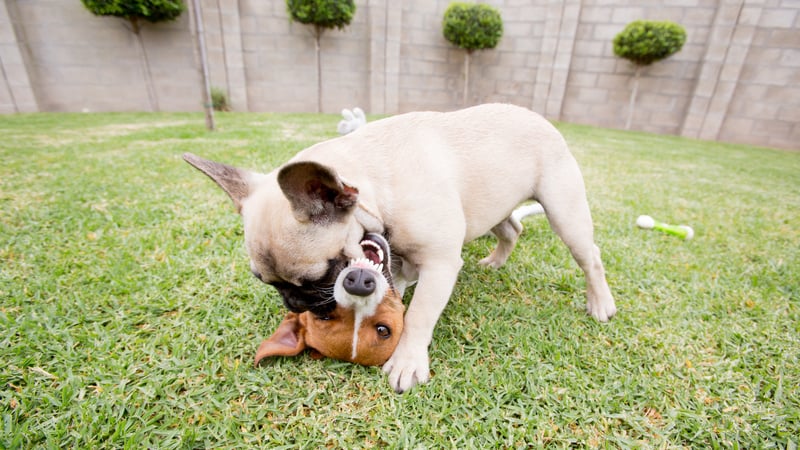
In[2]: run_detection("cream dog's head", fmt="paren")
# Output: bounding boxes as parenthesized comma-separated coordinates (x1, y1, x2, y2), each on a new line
(184, 153, 379, 316)
(184, 154, 405, 364)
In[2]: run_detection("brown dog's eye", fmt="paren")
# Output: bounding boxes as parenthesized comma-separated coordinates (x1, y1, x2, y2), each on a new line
(376, 324, 391, 339)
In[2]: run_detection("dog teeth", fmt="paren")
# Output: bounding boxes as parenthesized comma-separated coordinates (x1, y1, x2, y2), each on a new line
(349, 257, 383, 273)
(359, 239, 385, 264)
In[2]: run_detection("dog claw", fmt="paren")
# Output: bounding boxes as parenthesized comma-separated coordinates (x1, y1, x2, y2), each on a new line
(383, 349, 430, 393)
(587, 300, 617, 322)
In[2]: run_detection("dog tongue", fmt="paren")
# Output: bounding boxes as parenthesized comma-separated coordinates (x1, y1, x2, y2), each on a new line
(360, 239, 385, 265)
(364, 248, 380, 264)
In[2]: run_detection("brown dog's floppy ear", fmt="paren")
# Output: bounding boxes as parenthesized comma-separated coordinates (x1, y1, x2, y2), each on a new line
(278, 161, 358, 223)
(254, 313, 308, 367)
(183, 153, 259, 213)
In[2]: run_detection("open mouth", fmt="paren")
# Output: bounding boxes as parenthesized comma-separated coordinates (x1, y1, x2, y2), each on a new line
(351, 233, 391, 279)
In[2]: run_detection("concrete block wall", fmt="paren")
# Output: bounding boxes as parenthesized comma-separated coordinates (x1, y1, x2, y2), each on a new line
(564, 0, 718, 135)
(5, 0, 201, 112)
(714, 0, 800, 149)
(397, 0, 461, 110)
(0, 0, 797, 150)
(236, 0, 371, 112)
(0, 1, 37, 113)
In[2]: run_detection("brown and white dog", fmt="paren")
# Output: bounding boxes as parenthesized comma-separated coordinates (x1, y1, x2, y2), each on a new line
(254, 234, 405, 367)
(184, 103, 617, 393)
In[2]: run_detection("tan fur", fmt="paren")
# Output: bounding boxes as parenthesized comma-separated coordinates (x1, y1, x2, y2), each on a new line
(185, 103, 617, 393)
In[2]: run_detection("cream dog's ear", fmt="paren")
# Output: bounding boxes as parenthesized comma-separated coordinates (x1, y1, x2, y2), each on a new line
(183, 153, 263, 213)
(277, 161, 359, 223)
(254, 313, 309, 367)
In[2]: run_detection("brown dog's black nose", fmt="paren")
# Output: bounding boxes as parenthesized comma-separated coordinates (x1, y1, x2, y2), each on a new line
(343, 269, 376, 296)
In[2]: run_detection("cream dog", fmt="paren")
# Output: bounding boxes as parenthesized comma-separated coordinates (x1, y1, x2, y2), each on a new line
(184, 103, 616, 393)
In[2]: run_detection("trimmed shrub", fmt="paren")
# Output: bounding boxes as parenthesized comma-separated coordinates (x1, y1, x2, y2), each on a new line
(613, 20, 687, 66)
(442, 2, 503, 105)
(613, 20, 686, 129)
(81, 0, 185, 111)
(81, 0, 185, 33)
(442, 2, 503, 53)
(286, 0, 357, 112)
(286, 0, 356, 31)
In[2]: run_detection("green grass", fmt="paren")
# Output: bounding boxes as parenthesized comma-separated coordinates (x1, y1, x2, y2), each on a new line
(1, 111, 798, 448)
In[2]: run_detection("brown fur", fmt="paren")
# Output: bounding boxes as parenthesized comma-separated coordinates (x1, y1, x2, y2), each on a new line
(254, 287, 404, 367)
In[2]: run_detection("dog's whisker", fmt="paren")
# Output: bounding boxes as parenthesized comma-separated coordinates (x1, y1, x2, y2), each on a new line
(306, 295, 336, 309)
(316, 285, 335, 295)
(314, 284, 336, 299)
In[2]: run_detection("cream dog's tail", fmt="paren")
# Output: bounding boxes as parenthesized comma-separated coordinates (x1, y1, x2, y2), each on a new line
(512, 203, 545, 222)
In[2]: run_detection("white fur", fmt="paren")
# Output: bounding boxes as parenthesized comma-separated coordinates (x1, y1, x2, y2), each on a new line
(333, 264, 389, 360)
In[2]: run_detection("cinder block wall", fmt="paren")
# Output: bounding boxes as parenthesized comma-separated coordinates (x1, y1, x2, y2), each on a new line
(0, 0, 797, 150)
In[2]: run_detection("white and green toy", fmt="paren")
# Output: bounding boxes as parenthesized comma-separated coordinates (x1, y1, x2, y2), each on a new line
(636, 215, 694, 240)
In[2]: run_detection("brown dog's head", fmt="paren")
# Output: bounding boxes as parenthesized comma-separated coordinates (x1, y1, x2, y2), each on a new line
(255, 232, 405, 366)
(254, 289, 404, 366)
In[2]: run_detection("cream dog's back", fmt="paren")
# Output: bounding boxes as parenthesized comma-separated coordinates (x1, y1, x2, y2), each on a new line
(293, 103, 569, 245)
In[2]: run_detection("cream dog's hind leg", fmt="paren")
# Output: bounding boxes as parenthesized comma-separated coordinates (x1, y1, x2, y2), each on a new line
(536, 163, 616, 322)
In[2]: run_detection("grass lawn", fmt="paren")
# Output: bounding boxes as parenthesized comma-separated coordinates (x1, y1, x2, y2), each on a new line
(1, 111, 798, 448)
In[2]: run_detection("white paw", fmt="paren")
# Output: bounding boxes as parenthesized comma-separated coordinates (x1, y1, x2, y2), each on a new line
(587, 297, 617, 322)
(382, 344, 430, 393)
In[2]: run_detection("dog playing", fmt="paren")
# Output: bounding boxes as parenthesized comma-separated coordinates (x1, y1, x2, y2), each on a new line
(184, 103, 616, 393)
(254, 234, 405, 367)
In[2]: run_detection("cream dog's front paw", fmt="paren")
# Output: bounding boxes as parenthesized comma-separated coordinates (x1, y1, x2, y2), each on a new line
(588, 301, 617, 322)
(587, 293, 617, 322)
(382, 343, 430, 393)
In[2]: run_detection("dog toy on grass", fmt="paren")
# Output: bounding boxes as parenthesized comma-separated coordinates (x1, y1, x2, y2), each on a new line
(337, 107, 366, 135)
(636, 215, 694, 240)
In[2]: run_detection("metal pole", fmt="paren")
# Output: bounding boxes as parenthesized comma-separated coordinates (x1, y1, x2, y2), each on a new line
(191, 0, 215, 131)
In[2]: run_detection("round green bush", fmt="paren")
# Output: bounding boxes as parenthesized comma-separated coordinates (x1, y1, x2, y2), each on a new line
(286, 0, 356, 31)
(442, 2, 503, 52)
(81, 0, 185, 24)
(613, 20, 687, 66)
